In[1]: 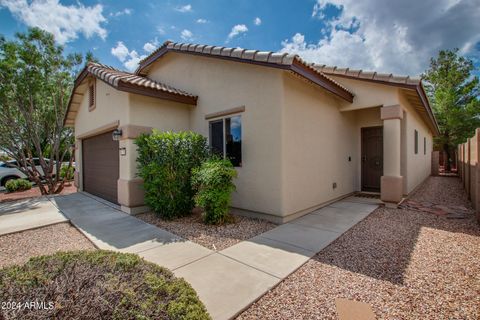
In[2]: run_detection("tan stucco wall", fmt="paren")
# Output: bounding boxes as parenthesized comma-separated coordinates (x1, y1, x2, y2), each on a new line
(146, 53, 285, 215)
(398, 91, 433, 193)
(328, 76, 400, 111)
(74, 79, 129, 191)
(281, 73, 357, 216)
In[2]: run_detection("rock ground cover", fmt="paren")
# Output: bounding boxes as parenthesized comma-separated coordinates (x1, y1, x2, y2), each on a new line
(0, 184, 76, 203)
(237, 176, 480, 320)
(137, 211, 277, 251)
(0, 223, 95, 269)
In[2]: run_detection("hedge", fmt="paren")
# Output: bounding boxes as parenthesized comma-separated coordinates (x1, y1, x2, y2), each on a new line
(135, 131, 209, 219)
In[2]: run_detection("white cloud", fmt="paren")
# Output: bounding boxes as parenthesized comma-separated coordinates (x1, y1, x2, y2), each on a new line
(111, 41, 130, 62)
(143, 41, 158, 53)
(253, 17, 262, 26)
(175, 4, 192, 13)
(181, 29, 193, 41)
(157, 26, 166, 35)
(110, 8, 131, 17)
(281, 0, 480, 76)
(227, 24, 248, 41)
(0, 0, 107, 44)
(196, 18, 208, 24)
(111, 41, 147, 71)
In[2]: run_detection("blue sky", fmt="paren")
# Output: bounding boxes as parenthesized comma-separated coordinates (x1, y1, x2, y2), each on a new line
(1, 0, 479, 76)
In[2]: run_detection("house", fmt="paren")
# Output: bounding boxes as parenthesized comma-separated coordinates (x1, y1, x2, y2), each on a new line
(65, 41, 438, 223)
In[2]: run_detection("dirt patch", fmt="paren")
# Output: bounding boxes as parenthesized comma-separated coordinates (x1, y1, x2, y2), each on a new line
(0, 184, 76, 203)
(137, 211, 277, 251)
(238, 177, 480, 320)
(0, 223, 95, 269)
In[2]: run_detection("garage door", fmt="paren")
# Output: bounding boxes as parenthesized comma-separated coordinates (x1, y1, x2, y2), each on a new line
(82, 131, 119, 204)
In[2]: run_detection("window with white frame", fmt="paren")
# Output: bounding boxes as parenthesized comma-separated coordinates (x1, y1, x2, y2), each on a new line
(209, 115, 242, 167)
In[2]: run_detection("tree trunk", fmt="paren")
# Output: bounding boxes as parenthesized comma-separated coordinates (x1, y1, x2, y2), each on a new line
(443, 143, 451, 172)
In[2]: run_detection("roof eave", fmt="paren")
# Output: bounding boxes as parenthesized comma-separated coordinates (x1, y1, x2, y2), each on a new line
(135, 46, 354, 103)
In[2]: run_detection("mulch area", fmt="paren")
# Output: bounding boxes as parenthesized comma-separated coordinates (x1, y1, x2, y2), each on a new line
(237, 176, 480, 320)
(0, 223, 96, 269)
(0, 184, 76, 203)
(137, 211, 277, 251)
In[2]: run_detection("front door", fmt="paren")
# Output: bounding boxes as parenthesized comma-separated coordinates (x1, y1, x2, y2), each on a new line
(361, 126, 383, 192)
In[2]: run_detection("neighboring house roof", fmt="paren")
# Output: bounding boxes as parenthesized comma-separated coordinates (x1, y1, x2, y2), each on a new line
(135, 41, 355, 103)
(64, 62, 197, 126)
(313, 64, 440, 135)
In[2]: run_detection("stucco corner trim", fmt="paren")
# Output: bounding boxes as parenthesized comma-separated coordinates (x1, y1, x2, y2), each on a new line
(205, 106, 245, 120)
(381, 104, 403, 120)
(76, 120, 120, 140)
(118, 178, 145, 208)
(119, 125, 153, 140)
(380, 175, 403, 203)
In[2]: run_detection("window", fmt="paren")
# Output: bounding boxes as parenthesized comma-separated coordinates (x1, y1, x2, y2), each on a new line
(414, 130, 418, 154)
(88, 84, 95, 110)
(209, 115, 242, 166)
(424, 137, 426, 155)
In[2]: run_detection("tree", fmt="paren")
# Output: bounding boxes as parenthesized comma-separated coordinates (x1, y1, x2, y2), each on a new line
(422, 49, 480, 171)
(0, 28, 83, 194)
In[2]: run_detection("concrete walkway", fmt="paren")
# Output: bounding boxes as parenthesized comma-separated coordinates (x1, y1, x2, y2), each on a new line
(0, 197, 68, 235)
(50, 193, 212, 270)
(50, 193, 377, 320)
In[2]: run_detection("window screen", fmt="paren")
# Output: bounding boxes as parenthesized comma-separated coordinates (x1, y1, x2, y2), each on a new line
(209, 115, 242, 167)
(209, 120, 224, 156)
(414, 130, 418, 154)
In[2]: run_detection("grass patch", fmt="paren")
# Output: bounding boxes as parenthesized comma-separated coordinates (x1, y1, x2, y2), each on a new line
(0, 250, 210, 320)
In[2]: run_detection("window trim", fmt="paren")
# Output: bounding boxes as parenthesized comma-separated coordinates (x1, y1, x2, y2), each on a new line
(208, 113, 242, 167)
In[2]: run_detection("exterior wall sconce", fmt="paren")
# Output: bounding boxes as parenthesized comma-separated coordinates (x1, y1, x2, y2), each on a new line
(112, 129, 123, 141)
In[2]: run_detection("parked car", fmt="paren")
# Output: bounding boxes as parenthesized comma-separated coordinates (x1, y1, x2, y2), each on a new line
(0, 158, 46, 186)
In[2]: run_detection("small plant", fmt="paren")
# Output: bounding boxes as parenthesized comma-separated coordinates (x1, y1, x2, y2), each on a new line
(192, 158, 237, 225)
(136, 130, 209, 219)
(60, 164, 74, 180)
(5, 178, 32, 193)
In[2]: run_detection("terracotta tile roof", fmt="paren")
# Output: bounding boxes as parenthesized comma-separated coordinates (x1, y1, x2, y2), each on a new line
(312, 64, 439, 135)
(136, 41, 355, 102)
(312, 64, 422, 86)
(64, 62, 197, 126)
(86, 62, 196, 99)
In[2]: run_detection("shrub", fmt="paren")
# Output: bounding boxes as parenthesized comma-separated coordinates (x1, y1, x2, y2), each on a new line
(0, 250, 210, 320)
(136, 130, 209, 219)
(60, 164, 74, 180)
(192, 158, 238, 225)
(5, 178, 32, 193)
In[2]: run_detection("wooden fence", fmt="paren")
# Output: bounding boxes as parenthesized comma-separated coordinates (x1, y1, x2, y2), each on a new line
(458, 128, 480, 223)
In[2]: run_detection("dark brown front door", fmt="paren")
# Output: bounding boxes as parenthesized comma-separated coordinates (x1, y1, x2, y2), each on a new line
(361, 127, 383, 192)
(82, 131, 119, 204)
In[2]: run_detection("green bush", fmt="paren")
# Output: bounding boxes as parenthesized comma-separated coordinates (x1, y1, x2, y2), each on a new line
(136, 130, 209, 219)
(5, 178, 32, 193)
(0, 250, 210, 320)
(60, 164, 74, 180)
(192, 158, 238, 225)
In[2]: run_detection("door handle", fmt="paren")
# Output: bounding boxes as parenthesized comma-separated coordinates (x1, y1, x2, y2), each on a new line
(362, 156, 366, 162)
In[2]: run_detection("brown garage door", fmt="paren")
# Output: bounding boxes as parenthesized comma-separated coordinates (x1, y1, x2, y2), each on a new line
(82, 131, 119, 204)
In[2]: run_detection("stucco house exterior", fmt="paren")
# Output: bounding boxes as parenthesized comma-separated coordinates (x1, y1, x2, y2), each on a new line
(65, 41, 439, 223)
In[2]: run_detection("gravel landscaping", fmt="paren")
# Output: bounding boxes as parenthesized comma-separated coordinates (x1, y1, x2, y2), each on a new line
(0, 184, 76, 203)
(137, 211, 277, 251)
(0, 223, 95, 269)
(238, 176, 480, 320)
